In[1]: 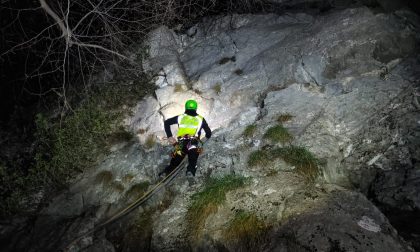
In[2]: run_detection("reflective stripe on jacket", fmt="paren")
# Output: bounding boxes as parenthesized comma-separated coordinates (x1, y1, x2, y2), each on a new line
(177, 114, 203, 137)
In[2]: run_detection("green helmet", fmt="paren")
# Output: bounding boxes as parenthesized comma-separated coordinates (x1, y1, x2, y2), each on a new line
(185, 99, 198, 110)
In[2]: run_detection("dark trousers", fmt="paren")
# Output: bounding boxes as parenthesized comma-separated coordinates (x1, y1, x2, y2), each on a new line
(163, 141, 200, 176)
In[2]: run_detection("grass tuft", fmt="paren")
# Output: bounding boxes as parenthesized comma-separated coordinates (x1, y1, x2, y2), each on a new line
(247, 150, 271, 167)
(187, 175, 249, 238)
(1, 64, 155, 217)
(263, 124, 293, 144)
(95, 170, 114, 185)
(144, 134, 156, 149)
(223, 210, 269, 250)
(174, 84, 185, 92)
(213, 83, 222, 95)
(272, 146, 320, 182)
(243, 124, 257, 138)
(277, 113, 294, 123)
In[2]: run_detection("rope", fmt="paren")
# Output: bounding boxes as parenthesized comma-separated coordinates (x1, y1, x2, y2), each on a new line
(63, 156, 189, 251)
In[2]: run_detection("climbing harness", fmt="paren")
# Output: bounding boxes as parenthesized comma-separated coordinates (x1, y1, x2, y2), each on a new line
(171, 136, 204, 157)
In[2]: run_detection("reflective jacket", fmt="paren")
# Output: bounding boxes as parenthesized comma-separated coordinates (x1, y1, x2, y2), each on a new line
(164, 110, 212, 139)
(176, 114, 203, 137)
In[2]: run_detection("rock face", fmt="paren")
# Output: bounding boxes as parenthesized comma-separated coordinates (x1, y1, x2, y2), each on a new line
(132, 6, 420, 251)
(138, 6, 420, 211)
(2, 5, 419, 252)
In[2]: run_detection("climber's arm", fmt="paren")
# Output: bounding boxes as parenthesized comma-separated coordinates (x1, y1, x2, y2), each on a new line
(164, 116, 178, 138)
(201, 118, 212, 139)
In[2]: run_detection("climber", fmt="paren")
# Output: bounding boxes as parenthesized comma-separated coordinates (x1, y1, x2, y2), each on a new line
(158, 99, 211, 178)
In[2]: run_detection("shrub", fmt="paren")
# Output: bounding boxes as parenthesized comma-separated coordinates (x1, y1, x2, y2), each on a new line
(263, 124, 293, 144)
(95, 170, 114, 185)
(277, 113, 294, 123)
(34, 104, 114, 186)
(272, 146, 320, 182)
(144, 134, 156, 149)
(223, 210, 269, 250)
(247, 150, 271, 167)
(187, 175, 249, 238)
(243, 124, 257, 138)
(213, 83, 222, 95)
(174, 84, 185, 92)
(0, 75, 155, 217)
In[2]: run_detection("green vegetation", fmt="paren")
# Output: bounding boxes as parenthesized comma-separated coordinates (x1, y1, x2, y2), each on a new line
(187, 175, 249, 238)
(144, 134, 156, 149)
(243, 124, 257, 138)
(34, 105, 114, 187)
(1, 74, 155, 217)
(95, 170, 114, 185)
(247, 150, 271, 167)
(246, 122, 320, 182)
(174, 84, 185, 92)
(125, 181, 150, 201)
(248, 146, 320, 182)
(213, 83, 222, 95)
(223, 210, 269, 250)
(277, 113, 294, 123)
(263, 124, 294, 144)
(272, 146, 320, 182)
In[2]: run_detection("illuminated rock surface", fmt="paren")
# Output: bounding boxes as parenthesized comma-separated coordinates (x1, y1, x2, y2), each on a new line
(2, 4, 419, 252)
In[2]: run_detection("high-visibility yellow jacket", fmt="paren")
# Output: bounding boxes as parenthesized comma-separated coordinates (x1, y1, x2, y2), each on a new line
(176, 114, 203, 137)
(164, 110, 212, 139)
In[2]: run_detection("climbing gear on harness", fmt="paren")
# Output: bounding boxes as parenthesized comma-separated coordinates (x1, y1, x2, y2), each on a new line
(185, 99, 198, 110)
(171, 142, 184, 158)
(177, 114, 204, 137)
(170, 136, 204, 157)
(170, 135, 203, 158)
